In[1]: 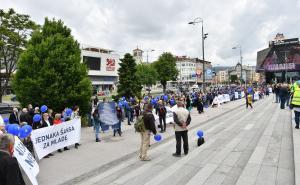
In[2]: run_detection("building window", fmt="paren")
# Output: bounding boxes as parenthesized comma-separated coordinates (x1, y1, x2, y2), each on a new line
(83, 56, 101, 70)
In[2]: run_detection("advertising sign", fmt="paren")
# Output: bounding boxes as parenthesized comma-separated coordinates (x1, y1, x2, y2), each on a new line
(106, 58, 116, 71)
(257, 39, 300, 72)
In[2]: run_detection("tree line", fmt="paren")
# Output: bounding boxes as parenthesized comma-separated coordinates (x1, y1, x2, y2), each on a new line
(0, 8, 179, 115)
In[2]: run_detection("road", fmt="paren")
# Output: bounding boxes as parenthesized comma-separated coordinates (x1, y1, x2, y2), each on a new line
(33, 96, 294, 185)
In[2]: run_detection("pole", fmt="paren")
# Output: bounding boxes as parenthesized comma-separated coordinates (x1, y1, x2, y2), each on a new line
(146, 51, 148, 63)
(240, 46, 243, 85)
(202, 21, 205, 91)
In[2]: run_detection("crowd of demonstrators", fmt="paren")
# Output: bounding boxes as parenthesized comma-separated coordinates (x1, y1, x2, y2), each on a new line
(2, 104, 82, 159)
(272, 83, 293, 109)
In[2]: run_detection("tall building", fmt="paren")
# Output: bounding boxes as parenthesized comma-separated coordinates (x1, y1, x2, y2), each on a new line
(257, 33, 300, 83)
(133, 47, 143, 64)
(81, 46, 120, 94)
(173, 56, 213, 87)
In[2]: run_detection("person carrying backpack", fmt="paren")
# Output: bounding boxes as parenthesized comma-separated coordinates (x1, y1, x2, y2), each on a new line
(137, 103, 157, 161)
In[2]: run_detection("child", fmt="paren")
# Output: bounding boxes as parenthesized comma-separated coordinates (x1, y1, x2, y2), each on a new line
(246, 93, 253, 108)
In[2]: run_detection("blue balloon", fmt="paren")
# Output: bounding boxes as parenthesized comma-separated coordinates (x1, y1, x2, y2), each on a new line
(170, 99, 175, 106)
(154, 134, 162, 141)
(19, 125, 32, 139)
(7, 123, 20, 136)
(3, 117, 9, 124)
(197, 130, 204, 138)
(122, 97, 126, 101)
(66, 108, 73, 116)
(163, 95, 168, 101)
(5, 124, 10, 132)
(33, 114, 41, 122)
(41, 105, 48, 113)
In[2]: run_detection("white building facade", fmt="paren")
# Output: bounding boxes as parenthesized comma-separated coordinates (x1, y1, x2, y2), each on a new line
(176, 56, 197, 82)
(81, 47, 120, 94)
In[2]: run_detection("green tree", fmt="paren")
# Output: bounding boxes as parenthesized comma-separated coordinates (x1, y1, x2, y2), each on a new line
(117, 53, 142, 98)
(230, 75, 238, 83)
(136, 63, 158, 87)
(153, 52, 178, 93)
(0, 8, 38, 102)
(12, 18, 92, 114)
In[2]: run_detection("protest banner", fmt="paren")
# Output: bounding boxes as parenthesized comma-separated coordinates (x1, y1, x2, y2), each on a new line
(99, 102, 119, 126)
(218, 95, 224, 104)
(254, 92, 260, 100)
(224, 94, 230, 102)
(30, 118, 81, 160)
(235, 92, 239, 99)
(153, 106, 174, 125)
(14, 137, 39, 185)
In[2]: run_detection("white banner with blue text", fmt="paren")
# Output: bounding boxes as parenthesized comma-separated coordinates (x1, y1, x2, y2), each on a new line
(14, 137, 39, 185)
(30, 118, 81, 160)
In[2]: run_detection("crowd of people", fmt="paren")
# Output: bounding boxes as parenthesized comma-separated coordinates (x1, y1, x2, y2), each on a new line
(1, 104, 82, 159)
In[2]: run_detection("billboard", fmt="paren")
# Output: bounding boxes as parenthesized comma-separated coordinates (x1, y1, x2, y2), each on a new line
(106, 58, 116, 71)
(257, 38, 300, 72)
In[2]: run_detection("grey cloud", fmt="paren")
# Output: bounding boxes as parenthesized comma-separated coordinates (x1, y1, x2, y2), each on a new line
(2, 0, 300, 65)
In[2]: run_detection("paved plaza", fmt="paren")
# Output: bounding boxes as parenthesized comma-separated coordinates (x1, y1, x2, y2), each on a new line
(33, 96, 295, 185)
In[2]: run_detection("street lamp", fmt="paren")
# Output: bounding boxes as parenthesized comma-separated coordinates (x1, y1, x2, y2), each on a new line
(189, 17, 208, 91)
(145, 49, 155, 63)
(232, 45, 243, 84)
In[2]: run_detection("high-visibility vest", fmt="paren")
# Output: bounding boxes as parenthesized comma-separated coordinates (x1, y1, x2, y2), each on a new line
(292, 86, 300, 106)
(291, 82, 297, 93)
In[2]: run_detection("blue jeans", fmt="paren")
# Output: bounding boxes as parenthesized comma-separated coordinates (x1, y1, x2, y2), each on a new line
(127, 113, 132, 125)
(295, 111, 300, 126)
(95, 124, 100, 140)
(113, 121, 122, 135)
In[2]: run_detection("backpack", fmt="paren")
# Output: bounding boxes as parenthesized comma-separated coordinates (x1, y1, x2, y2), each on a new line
(134, 115, 146, 132)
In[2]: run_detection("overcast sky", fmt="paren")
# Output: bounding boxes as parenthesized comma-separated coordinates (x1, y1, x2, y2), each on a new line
(2, 0, 300, 66)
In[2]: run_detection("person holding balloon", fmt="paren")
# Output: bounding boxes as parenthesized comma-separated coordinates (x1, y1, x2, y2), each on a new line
(172, 101, 191, 157)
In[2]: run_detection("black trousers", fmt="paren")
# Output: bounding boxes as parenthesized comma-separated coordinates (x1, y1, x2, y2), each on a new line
(175, 130, 189, 154)
(159, 116, 166, 131)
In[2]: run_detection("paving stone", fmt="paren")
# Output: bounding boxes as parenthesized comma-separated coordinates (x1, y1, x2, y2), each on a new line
(255, 165, 277, 185)
(276, 167, 295, 185)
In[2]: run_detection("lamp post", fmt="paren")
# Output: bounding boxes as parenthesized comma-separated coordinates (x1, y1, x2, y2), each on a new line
(145, 49, 155, 63)
(189, 17, 208, 91)
(232, 45, 243, 84)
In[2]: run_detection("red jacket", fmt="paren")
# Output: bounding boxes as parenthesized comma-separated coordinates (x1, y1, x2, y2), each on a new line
(53, 119, 62, 125)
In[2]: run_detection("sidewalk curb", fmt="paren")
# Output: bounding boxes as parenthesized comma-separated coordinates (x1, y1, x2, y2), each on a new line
(61, 100, 256, 185)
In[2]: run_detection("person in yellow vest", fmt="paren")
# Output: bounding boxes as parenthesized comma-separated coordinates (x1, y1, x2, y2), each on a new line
(291, 81, 300, 129)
